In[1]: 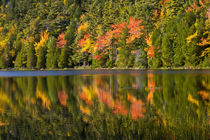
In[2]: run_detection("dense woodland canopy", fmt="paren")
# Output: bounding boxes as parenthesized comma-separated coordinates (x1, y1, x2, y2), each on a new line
(0, 0, 209, 69)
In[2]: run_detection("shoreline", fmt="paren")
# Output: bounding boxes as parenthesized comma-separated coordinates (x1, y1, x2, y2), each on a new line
(0, 67, 210, 71)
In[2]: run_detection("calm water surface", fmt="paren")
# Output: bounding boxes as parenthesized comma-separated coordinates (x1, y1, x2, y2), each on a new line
(0, 70, 209, 139)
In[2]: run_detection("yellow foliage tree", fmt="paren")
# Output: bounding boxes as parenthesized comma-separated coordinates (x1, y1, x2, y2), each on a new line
(78, 22, 88, 33)
(186, 31, 198, 43)
(34, 30, 49, 55)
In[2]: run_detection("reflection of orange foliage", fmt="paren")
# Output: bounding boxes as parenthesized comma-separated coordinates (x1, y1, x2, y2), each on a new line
(202, 80, 210, 90)
(128, 94, 137, 103)
(188, 94, 199, 106)
(127, 94, 145, 120)
(147, 73, 155, 105)
(130, 102, 145, 120)
(80, 106, 91, 116)
(198, 91, 209, 101)
(79, 77, 147, 120)
(0, 122, 8, 126)
(94, 76, 102, 85)
(147, 92, 154, 104)
(79, 86, 93, 105)
(58, 91, 68, 107)
(95, 86, 128, 117)
(132, 83, 137, 88)
(0, 107, 4, 113)
(113, 100, 128, 116)
(80, 91, 92, 105)
(96, 88, 114, 108)
(36, 88, 51, 110)
(148, 73, 155, 93)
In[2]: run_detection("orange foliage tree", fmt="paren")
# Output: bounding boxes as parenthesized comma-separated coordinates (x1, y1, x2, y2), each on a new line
(93, 17, 144, 61)
(56, 32, 66, 48)
(145, 35, 155, 59)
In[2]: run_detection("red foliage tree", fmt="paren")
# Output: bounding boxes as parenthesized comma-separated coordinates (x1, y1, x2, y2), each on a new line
(93, 17, 144, 60)
(147, 46, 155, 58)
(56, 32, 67, 48)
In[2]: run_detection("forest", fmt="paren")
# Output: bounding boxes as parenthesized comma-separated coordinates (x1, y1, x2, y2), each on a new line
(0, 0, 209, 69)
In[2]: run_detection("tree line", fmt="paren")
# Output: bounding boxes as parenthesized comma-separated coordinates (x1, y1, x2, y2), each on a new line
(0, 0, 209, 69)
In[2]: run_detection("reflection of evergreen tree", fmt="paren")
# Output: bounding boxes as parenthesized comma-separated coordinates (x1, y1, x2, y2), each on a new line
(0, 73, 209, 139)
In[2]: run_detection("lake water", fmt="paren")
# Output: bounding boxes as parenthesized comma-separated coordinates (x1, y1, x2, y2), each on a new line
(0, 70, 209, 139)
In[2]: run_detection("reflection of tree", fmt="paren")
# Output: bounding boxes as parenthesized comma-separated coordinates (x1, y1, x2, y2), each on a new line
(0, 73, 209, 139)
(58, 91, 68, 107)
(151, 73, 209, 139)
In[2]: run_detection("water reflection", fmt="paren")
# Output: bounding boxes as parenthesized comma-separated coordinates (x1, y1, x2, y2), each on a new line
(0, 71, 209, 139)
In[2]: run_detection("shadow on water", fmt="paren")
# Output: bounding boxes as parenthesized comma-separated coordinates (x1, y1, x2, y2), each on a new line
(0, 70, 209, 139)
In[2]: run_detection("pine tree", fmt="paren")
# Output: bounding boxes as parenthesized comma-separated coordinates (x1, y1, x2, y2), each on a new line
(116, 27, 129, 68)
(36, 46, 47, 69)
(15, 47, 27, 68)
(161, 33, 173, 67)
(58, 46, 69, 68)
(173, 19, 187, 66)
(161, 21, 176, 67)
(150, 28, 162, 68)
(65, 20, 77, 67)
(14, 52, 22, 68)
(46, 37, 58, 69)
(27, 43, 36, 69)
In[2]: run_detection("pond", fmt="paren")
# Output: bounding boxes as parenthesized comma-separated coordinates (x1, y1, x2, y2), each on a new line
(0, 70, 209, 139)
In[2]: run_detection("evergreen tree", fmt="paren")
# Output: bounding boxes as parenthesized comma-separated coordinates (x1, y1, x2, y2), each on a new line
(161, 21, 176, 67)
(27, 43, 36, 69)
(46, 37, 58, 69)
(150, 28, 162, 68)
(14, 52, 22, 68)
(116, 27, 130, 68)
(36, 46, 47, 69)
(161, 33, 173, 67)
(65, 20, 77, 67)
(15, 47, 27, 68)
(173, 19, 187, 67)
(58, 46, 69, 68)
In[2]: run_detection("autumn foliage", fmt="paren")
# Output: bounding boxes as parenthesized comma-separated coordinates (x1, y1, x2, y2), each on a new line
(78, 76, 148, 121)
(56, 32, 67, 48)
(35, 30, 49, 53)
(78, 17, 144, 61)
(145, 35, 155, 59)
